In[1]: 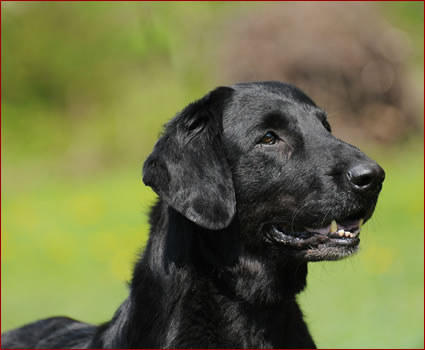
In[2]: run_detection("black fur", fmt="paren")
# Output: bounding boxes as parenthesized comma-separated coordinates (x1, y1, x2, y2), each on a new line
(1, 82, 384, 349)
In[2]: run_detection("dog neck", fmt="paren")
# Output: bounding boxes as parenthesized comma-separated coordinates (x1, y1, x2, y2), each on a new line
(134, 201, 308, 303)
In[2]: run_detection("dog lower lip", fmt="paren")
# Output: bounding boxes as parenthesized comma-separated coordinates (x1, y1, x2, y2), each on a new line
(271, 225, 312, 240)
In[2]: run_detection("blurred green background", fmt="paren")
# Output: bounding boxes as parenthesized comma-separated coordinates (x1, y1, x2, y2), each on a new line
(1, 2, 423, 348)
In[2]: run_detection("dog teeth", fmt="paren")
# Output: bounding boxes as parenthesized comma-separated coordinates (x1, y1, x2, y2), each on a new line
(334, 229, 358, 239)
(328, 219, 363, 238)
(330, 220, 338, 233)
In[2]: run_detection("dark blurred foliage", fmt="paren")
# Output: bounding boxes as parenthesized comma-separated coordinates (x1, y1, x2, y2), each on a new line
(4, 3, 138, 108)
(2, 2, 201, 110)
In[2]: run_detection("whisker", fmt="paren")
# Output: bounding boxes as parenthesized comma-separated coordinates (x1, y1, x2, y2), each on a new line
(290, 201, 311, 234)
(319, 208, 333, 229)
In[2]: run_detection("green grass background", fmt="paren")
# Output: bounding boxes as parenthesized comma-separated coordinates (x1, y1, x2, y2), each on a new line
(1, 2, 424, 348)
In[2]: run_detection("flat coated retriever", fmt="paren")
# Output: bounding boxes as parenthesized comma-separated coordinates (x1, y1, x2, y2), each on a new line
(2, 81, 385, 349)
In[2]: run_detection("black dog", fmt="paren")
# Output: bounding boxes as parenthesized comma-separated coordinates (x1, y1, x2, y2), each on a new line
(1, 82, 384, 349)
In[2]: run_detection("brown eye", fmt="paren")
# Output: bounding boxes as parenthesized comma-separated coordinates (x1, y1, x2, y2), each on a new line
(259, 132, 278, 145)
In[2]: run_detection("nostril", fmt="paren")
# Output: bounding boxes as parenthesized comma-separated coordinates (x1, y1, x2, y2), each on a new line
(347, 171, 374, 187)
(347, 163, 383, 191)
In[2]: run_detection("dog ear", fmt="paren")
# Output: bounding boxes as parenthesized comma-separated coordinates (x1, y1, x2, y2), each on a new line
(143, 87, 236, 230)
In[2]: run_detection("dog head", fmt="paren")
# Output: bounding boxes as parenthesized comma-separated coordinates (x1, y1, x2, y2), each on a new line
(143, 81, 384, 261)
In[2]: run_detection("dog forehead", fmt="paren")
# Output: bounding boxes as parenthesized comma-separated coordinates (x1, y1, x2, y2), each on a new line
(231, 81, 317, 106)
(222, 85, 321, 134)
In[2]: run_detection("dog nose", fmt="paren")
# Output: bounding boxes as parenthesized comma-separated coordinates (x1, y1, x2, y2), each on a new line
(346, 162, 385, 192)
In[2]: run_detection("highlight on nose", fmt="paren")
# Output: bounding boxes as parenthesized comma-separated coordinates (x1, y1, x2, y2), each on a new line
(346, 162, 385, 191)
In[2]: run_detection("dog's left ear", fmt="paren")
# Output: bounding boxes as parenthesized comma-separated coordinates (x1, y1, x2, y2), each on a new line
(143, 87, 236, 230)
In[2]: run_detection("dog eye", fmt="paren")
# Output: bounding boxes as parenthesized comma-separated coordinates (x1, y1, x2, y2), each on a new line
(259, 132, 278, 145)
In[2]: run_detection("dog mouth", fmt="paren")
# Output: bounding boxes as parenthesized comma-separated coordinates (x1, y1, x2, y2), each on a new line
(265, 218, 364, 260)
